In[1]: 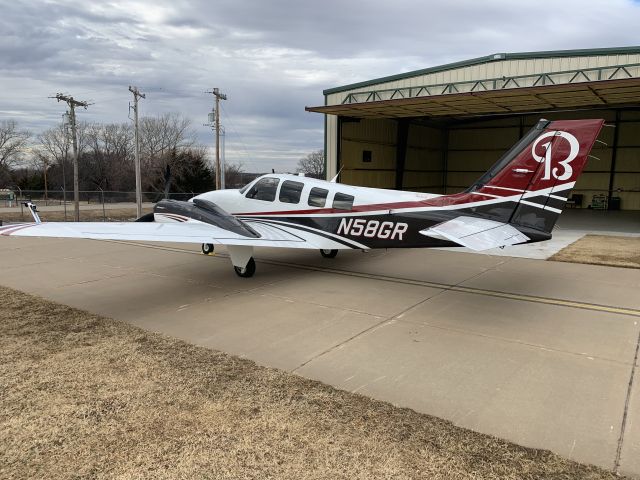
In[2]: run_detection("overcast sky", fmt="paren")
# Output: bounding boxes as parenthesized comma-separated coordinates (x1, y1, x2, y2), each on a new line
(1, 0, 640, 172)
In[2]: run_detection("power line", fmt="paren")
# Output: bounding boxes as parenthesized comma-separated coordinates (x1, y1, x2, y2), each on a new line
(49, 93, 90, 222)
(219, 102, 254, 163)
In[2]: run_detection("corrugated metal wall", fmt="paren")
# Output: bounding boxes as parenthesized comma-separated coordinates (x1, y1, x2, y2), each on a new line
(325, 54, 640, 105)
(339, 119, 444, 191)
(404, 124, 444, 193)
(613, 111, 640, 210)
(340, 119, 396, 188)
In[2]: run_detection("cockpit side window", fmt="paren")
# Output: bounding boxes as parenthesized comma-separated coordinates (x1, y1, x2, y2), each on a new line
(279, 180, 304, 204)
(245, 177, 280, 202)
(308, 187, 328, 207)
(332, 192, 355, 210)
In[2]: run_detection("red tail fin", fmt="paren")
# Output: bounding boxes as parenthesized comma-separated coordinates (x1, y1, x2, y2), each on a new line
(471, 119, 604, 232)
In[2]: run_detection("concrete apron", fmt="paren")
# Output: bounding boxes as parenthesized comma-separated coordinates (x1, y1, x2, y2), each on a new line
(0, 236, 639, 477)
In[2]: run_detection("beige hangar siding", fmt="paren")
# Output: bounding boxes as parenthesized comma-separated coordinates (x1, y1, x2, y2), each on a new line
(326, 54, 640, 105)
(322, 49, 640, 210)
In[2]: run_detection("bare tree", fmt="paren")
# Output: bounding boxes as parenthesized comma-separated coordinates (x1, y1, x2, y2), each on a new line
(139, 113, 195, 163)
(83, 122, 134, 190)
(0, 120, 31, 170)
(138, 113, 200, 193)
(296, 149, 325, 179)
(36, 124, 69, 167)
(224, 162, 245, 189)
(30, 150, 52, 200)
(32, 122, 89, 192)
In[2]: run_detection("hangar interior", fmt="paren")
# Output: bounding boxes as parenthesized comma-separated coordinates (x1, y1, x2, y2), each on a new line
(307, 47, 640, 211)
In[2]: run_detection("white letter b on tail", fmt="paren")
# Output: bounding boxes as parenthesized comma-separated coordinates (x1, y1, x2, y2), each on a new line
(531, 130, 579, 181)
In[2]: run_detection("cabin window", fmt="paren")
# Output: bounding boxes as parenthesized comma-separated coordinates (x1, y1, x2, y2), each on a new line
(332, 192, 355, 210)
(245, 177, 280, 202)
(308, 187, 328, 207)
(279, 180, 304, 204)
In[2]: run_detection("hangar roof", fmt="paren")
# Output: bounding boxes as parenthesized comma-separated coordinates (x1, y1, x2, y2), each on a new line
(306, 46, 640, 119)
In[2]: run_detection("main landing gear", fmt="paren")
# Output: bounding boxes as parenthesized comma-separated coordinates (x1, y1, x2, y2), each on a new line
(202, 243, 256, 277)
(234, 257, 256, 278)
(227, 245, 256, 278)
(320, 249, 338, 258)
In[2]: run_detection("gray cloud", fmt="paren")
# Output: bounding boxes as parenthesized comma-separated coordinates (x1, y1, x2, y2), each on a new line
(1, 0, 640, 171)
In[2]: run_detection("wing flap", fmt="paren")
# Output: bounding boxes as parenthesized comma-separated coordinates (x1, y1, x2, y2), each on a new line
(420, 216, 530, 251)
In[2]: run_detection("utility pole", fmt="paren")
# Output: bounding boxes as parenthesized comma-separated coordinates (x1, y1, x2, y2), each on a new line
(51, 94, 89, 221)
(205, 88, 227, 190)
(129, 86, 146, 218)
(62, 112, 70, 221)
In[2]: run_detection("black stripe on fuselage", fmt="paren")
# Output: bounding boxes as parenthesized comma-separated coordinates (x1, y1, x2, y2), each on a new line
(241, 217, 367, 249)
(242, 219, 313, 243)
(242, 214, 457, 249)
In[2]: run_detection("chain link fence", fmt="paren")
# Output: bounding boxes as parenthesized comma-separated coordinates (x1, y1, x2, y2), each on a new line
(0, 189, 208, 223)
(4, 189, 200, 207)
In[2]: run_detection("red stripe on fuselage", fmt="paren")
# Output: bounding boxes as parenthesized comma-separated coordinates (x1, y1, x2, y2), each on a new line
(233, 189, 512, 216)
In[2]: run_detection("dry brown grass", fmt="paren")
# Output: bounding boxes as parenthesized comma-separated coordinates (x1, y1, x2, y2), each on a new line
(0, 286, 623, 480)
(0, 207, 152, 223)
(549, 234, 640, 269)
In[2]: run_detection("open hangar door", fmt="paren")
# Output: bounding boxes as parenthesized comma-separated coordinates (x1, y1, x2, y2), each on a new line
(328, 110, 640, 211)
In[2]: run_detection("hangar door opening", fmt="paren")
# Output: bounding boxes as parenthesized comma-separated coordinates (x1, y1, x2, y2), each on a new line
(336, 111, 640, 211)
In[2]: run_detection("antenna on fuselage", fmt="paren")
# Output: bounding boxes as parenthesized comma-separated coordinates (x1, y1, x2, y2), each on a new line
(330, 166, 344, 183)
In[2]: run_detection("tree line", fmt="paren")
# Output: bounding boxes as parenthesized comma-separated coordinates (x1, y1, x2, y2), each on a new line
(0, 116, 326, 197)
(0, 115, 245, 196)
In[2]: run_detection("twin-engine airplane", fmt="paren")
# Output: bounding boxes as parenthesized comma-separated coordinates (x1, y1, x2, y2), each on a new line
(1, 118, 604, 277)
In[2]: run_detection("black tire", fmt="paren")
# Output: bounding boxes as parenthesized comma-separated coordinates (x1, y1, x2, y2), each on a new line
(234, 257, 256, 278)
(201, 243, 214, 255)
(320, 249, 338, 258)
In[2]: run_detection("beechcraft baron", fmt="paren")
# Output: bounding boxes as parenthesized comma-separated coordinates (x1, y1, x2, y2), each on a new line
(1, 119, 604, 278)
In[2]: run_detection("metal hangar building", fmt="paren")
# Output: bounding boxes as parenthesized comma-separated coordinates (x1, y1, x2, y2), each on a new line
(306, 46, 640, 211)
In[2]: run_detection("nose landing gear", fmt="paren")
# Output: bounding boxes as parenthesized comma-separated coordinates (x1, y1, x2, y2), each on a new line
(201, 243, 215, 255)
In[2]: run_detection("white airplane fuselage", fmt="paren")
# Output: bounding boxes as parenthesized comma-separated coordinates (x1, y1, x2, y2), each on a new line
(193, 175, 440, 216)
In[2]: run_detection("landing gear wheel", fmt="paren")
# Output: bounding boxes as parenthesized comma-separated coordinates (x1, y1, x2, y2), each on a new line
(320, 249, 338, 258)
(234, 257, 256, 278)
(201, 243, 214, 255)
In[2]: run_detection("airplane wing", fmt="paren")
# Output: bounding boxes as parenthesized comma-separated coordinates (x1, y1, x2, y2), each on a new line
(419, 216, 530, 251)
(0, 219, 349, 250)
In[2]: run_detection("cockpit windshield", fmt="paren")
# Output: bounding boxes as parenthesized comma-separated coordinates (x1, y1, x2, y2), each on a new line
(245, 177, 280, 202)
(238, 181, 252, 194)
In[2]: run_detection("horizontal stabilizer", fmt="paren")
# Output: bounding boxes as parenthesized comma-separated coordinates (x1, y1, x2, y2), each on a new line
(420, 216, 529, 251)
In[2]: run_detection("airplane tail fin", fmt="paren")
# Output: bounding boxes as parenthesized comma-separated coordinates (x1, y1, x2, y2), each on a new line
(467, 118, 604, 234)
